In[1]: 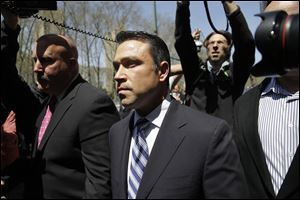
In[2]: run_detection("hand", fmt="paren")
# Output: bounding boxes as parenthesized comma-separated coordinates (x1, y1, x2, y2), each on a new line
(1, 111, 19, 170)
(177, 1, 189, 5)
(222, 1, 238, 15)
(192, 28, 201, 40)
(1, 8, 19, 30)
(2, 111, 17, 136)
(1, 111, 18, 155)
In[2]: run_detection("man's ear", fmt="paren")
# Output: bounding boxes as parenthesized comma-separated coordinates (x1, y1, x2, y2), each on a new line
(159, 61, 170, 82)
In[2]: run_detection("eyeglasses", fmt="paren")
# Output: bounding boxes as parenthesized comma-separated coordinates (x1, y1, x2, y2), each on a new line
(207, 40, 227, 46)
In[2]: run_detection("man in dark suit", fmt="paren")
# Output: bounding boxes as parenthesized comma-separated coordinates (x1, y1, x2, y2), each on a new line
(1, 9, 120, 198)
(110, 31, 248, 199)
(233, 1, 299, 199)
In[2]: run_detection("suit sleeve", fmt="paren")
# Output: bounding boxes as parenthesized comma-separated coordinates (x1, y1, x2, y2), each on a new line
(79, 94, 120, 199)
(229, 7, 255, 101)
(174, 2, 202, 95)
(203, 120, 249, 198)
(1, 21, 43, 143)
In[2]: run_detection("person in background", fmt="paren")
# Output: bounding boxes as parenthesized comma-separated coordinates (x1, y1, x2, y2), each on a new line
(174, 1, 255, 128)
(1, 109, 20, 199)
(233, 1, 299, 198)
(1, 9, 120, 198)
(171, 83, 184, 103)
(109, 30, 248, 199)
(1, 110, 19, 171)
(1, 98, 34, 199)
(169, 64, 184, 103)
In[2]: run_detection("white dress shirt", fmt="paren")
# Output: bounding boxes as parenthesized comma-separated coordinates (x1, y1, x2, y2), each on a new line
(127, 98, 171, 184)
(258, 78, 299, 195)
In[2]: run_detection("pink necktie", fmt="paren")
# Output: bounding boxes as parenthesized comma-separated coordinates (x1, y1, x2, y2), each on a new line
(38, 97, 56, 147)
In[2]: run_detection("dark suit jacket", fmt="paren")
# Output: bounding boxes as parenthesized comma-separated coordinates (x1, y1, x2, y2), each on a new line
(1, 22, 120, 198)
(233, 79, 299, 199)
(109, 100, 248, 199)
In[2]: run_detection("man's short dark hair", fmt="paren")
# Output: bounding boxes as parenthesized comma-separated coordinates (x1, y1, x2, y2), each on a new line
(115, 31, 171, 68)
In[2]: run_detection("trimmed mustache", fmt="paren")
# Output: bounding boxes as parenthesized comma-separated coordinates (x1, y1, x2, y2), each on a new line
(36, 73, 48, 81)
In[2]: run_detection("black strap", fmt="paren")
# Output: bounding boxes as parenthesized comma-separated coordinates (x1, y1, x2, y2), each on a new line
(204, 1, 229, 33)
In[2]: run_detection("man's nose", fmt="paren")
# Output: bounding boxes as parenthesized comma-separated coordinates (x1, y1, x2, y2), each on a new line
(33, 61, 43, 73)
(114, 65, 126, 81)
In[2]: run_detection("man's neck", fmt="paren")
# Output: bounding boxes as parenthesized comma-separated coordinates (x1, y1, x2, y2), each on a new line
(208, 60, 228, 74)
(135, 88, 169, 117)
(55, 74, 79, 100)
(278, 75, 299, 93)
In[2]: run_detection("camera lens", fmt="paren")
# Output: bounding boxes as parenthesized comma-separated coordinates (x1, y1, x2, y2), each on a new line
(251, 11, 299, 76)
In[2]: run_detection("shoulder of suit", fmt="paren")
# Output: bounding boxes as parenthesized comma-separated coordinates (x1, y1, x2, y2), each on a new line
(78, 82, 110, 98)
(176, 102, 227, 126)
(112, 112, 132, 126)
(235, 78, 271, 107)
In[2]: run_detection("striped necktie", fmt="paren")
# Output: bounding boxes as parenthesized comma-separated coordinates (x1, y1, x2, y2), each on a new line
(128, 118, 150, 199)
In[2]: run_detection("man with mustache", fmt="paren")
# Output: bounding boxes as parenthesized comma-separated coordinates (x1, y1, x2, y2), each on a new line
(1, 9, 120, 198)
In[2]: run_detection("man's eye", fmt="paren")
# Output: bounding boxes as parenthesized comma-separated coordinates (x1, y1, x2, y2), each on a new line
(122, 61, 136, 68)
(40, 58, 54, 65)
(127, 64, 136, 68)
(113, 62, 119, 71)
(124, 60, 142, 68)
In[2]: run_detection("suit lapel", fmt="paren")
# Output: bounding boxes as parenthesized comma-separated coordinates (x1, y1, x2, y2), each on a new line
(37, 76, 85, 150)
(277, 147, 299, 199)
(243, 80, 275, 197)
(137, 101, 187, 199)
(118, 114, 134, 198)
(38, 97, 73, 150)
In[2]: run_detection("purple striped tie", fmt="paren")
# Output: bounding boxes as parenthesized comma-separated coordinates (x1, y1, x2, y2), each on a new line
(128, 118, 149, 199)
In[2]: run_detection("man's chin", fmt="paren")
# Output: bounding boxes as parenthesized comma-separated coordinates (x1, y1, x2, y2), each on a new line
(121, 99, 135, 110)
(211, 57, 220, 61)
(36, 83, 49, 93)
(121, 101, 132, 109)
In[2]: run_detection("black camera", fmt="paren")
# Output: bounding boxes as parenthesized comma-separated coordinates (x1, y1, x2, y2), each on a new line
(1, 1, 57, 18)
(251, 10, 299, 76)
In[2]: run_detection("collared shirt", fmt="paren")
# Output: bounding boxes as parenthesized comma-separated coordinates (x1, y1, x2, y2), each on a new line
(207, 60, 230, 82)
(207, 60, 230, 74)
(207, 61, 230, 75)
(258, 78, 299, 195)
(127, 98, 171, 183)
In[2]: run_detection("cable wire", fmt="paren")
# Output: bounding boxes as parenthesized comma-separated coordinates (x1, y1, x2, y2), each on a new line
(31, 13, 117, 43)
(203, 1, 229, 33)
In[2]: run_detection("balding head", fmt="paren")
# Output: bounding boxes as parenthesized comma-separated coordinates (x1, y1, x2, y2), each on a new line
(36, 34, 78, 60)
(33, 34, 79, 96)
(58, 35, 78, 59)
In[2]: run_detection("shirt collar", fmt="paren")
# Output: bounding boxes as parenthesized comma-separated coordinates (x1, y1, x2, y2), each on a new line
(262, 78, 299, 101)
(133, 98, 171, 129)
(262, 78, 290, 96)
(207, 60, 230, 74)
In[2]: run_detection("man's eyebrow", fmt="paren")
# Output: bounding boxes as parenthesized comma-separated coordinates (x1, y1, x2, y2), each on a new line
(118, 56, 143, 64)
